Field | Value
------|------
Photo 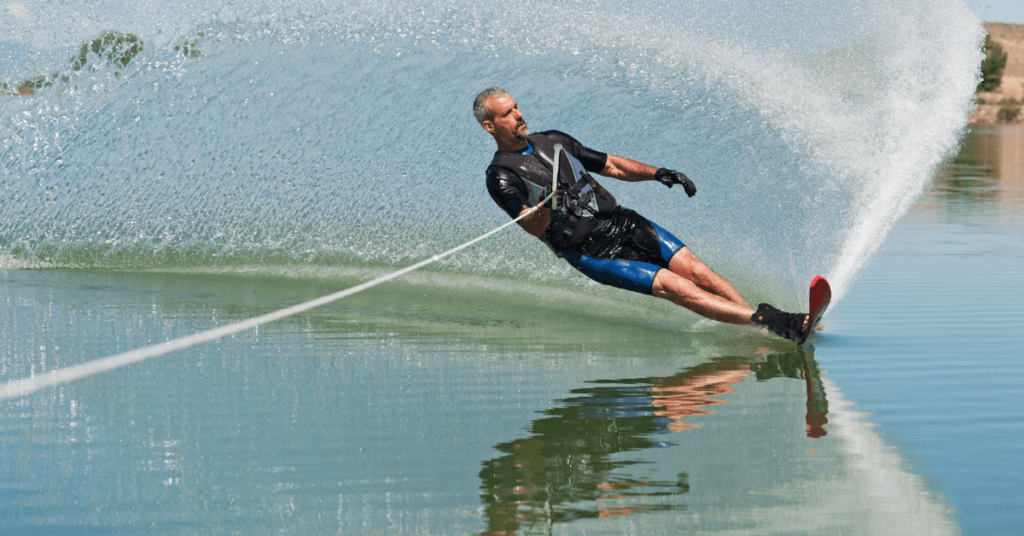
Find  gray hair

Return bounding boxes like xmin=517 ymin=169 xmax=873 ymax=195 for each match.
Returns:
xmin=473 ymin=86 xmax=508 ymax=124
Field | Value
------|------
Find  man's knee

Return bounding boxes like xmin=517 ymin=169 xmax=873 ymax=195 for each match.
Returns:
xmin=668 ymin=247 xmax=701 ymax=280
xmin=652 ymin=268 xmax=702 ymax=301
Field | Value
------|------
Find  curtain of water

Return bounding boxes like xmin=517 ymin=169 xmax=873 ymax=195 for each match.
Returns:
xmin=0 ymin=0 xmax=983 ymax=307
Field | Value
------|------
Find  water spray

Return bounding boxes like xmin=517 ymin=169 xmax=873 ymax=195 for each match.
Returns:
xmin=0 ymin=190 xmax=557 ymax=402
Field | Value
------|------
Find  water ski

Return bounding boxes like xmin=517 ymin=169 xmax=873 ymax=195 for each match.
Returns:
xmin=798 ymin=276 xmax=831 ymax=345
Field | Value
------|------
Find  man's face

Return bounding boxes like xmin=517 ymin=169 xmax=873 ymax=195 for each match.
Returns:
xmin=483 ymin=94 xmax=529 ymax=140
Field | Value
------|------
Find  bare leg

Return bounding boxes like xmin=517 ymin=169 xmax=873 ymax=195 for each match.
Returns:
xmin=667 ymin=247 xmax=748 ymax=307
xmin=652 ymin=269 xmax=756 ymax=325
xmin=654 ymin=247 xmax=809 ymax=330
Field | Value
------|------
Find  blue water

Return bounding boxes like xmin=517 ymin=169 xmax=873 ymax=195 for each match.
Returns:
xmin=4 ymin=0 xmax=1018 ymax=534
xmin=822 ymin=129 xmax=1024 ymax=534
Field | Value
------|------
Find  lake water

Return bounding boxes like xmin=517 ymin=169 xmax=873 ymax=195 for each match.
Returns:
xmin=2 ymin=129 xmax=1021 ymax=535
xmin=3 ymin=1 xmax=1016 ymax=533
xmin=821 ymin=126 xmax=1024 ymax=536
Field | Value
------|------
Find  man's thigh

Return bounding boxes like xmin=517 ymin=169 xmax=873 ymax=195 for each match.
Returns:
xmin=563 ymin=251 xmax=663 ymax=295
xmin=667 ymin=247 xmax=703 ymax=281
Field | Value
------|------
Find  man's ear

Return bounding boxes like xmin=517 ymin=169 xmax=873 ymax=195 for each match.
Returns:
xmin=482 ymin=120 xmax=495 ymax=134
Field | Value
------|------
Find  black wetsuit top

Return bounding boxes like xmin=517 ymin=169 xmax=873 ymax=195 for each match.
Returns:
xmin=485 ymin=131 xmax=687 ymax=294
xmin=486 ymin=130 xmax=617 ymax=255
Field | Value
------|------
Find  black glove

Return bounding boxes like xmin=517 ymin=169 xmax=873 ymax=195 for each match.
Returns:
xmin=655 ymin=168 xmax=696 ymax=197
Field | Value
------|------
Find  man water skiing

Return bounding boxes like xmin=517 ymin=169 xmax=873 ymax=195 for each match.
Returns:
xmin=475 ymin=87 xmax=809 ymax=342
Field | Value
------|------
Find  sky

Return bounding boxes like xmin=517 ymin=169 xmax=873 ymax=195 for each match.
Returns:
xmin=975 ymin=0 xmax=1024 ymax=23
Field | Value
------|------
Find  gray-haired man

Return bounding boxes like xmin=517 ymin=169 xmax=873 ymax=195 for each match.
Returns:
xmin=476 ymin=87 xmax=809 ymax=341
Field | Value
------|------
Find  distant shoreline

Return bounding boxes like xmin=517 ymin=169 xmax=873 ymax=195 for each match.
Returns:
xmin=972 ymin=22 xmax=1024 ymax=126
xmin=0 ymin=86 xmax=34 ymax=98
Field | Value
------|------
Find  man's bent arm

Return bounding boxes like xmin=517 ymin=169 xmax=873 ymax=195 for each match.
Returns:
xmin=517 ymin=206 xmax=551 ymax=237
xmin=599 ymin=154 xmax=658 ymax=182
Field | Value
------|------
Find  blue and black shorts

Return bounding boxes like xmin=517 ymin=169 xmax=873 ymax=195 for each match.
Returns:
xmin=562 ymin=208 xmax=685 ymax=295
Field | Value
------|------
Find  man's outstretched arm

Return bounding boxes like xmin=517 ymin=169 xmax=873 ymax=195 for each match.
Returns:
xmin=600 ymin=154 xmax=697 ymax=197
xmin=599 ymin=154 xmax=657 ymax=182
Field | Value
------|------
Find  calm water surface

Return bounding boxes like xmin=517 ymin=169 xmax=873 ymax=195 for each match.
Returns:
xmin=2 ymin=128 xmax=1020 ymax=534
xmin=821 ymin=126 xmax=1024 ymax=535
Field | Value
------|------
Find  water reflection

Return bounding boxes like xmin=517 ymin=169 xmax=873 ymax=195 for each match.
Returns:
xmin=926 ymin=126 xmax=1024 ymax=209
xmin=478 ymin=351 xmax=829 ymax=535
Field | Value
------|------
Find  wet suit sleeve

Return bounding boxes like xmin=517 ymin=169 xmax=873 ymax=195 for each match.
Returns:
xmin=540 ymin=130 xmax=608 ymax=174
xmin=486 ymin=166 xmax=531 ymax=219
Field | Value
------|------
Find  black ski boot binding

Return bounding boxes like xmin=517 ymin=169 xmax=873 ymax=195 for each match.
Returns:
xmin=751 ymin=303 xmax=806 ymax=343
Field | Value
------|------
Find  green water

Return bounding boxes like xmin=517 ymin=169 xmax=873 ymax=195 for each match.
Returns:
xmin=3 ymin=128 xmax=1021 ymax=534
xmin=0 ymin=268 xmax=937 ymax=535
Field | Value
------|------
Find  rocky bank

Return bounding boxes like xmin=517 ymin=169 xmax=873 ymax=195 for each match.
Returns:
xmin=972 ymin=22 xmax=1024 ymax=125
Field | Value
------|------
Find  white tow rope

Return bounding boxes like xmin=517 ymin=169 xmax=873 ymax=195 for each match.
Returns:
xmin=0 ymin=187 xmax=558 ymax=402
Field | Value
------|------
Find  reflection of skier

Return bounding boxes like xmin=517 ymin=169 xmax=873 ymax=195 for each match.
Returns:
xmin=476 ymin=353 xmax=829 ymax=534
xmin=649 ymin=368 xmax=751 ymax=432
xmin=474 ymin=87 xmax=809 ymax=341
